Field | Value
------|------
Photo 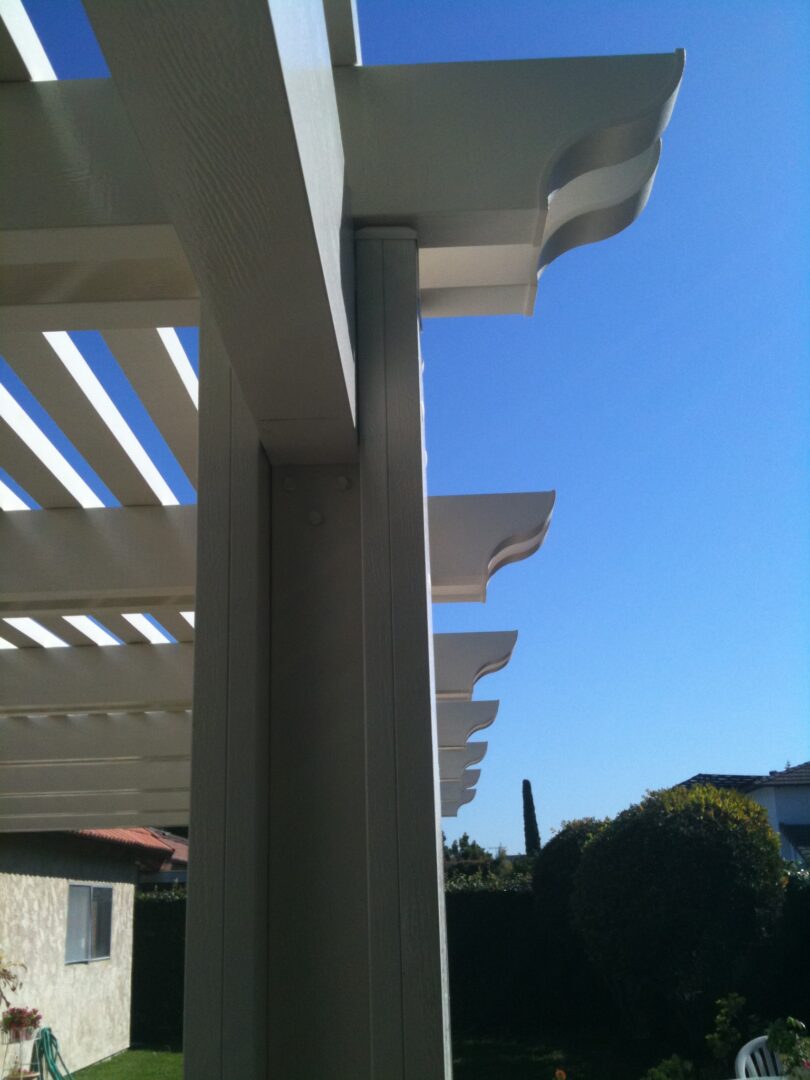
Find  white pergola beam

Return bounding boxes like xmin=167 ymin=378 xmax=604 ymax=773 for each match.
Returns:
xmin=0 ymin=659 xmax=502 ymax=748
xmin=2 ymin=51 xmax=684 ymax=331
xmin=2 ymin=494 xmax=550 ymax=612
xmin=440 ymin=786 xmax=477 ymax=818
xmin=437 ymin=701 xmax=499 ymax=748
xmin=0 ymin=711 xmax=191 ymax=762
xmin=434 ymin=631 xmax=517 ymax=700
xmin=438 ymin=743 xmax=488 ymax=782
xmin=0 ymin=789 xmax=189 ymax=833
xmin=0 ymin=643 xmax=193 ymax=715
xmin=83 ymin=0 xmax=356 ymax=464
xmin=336 ymin=51 xmax=684 ymax=316
xmin=0 ymin=757 xmax=189 ymax=796
xmin=0 ymin=505 xmax=196 ymax=614
xmin=429 ymin=492 xmax=555 ymax=602
xmin=0 ymin=80 xmax=197 ymax=331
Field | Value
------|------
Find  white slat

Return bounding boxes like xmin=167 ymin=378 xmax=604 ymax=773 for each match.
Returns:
xmin=0 ymin=711 xmax=191 ymax=762
xmin=0 ymin=421 xmax=80 ymax=508
xmin=104 ymin=329 xmax=198 ymax=486
xmin=1 ymin=330 xmax=158 ymax=505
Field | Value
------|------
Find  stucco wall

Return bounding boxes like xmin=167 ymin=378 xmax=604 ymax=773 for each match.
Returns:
xmin=750 ymin=785 xmax=810 ymax=859
xmin=0 ymin=835 xmax=136 ymax=1074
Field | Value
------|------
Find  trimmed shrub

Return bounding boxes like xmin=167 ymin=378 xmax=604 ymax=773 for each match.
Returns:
xmin=531 ymin=818 xmax=609 ymax=1021
xmin=571 ymin=786 xmax=784 ymax=1042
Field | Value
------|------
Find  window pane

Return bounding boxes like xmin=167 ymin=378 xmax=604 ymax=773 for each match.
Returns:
xmin=91 ymin=887 xmax=112 ymax=959
xmin=66 ymin=885 xmax=90 ymax=963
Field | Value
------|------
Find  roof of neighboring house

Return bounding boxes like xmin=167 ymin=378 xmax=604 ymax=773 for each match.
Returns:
xmin=751 ymin=761 xmax=810 ymax=788
xmin=146 ymin=829 xmax=188 ymax=868
xmin=780 ymin=824 xmax=810 ymax=864
xmin=678 ymin=762 xmax=810 ymax=794
xmin=77 ymin=828 xmax=174 ymax=854
xmin=678 ymin=774 xmax=760 ymax=792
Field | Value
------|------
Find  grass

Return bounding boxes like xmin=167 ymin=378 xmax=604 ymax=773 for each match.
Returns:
xmin=452 ymin=1031 xmax=656 ymax=1080
xmin=453 ymin=1036 xmax=569 ymax=1078
xmin=74 ymin=1050 xmax=182 ymax=1079
xmin=69 ymin=1035 xmax=647 ymax=1079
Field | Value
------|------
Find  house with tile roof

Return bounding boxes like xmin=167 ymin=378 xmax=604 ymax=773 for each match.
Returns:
xmin=678 ymin=761 xmax=810 ymax=864
xmin=0 ymin=828 xmax=173 ymax=1072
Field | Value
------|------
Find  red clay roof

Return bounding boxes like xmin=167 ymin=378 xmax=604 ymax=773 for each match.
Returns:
xmin=77 ymin=828 xmax=174 ymax=854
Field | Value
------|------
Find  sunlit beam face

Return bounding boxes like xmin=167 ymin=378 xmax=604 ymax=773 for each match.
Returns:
xmin=62 ymin=615 xmax=123 ymax=647
xmin=121 ymin=613 xmax=174 ymax=645
xmin=3 ymin=617 xmax=69 ymax=648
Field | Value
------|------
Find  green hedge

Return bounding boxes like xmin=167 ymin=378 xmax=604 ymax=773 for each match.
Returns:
xmin=445 ymin=891 xmax=538 ymax=1033
xmin=131 ymin=891 xmax=186 ymax=1048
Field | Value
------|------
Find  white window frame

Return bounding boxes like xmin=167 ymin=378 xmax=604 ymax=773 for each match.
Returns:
xmin=65 ymin=883 xmax=113 ymax=964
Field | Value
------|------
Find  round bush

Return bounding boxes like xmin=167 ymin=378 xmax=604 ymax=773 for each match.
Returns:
xmin=532 ymin=817 xmax=607 ymax=928
xmin=571 ymin=786 xmax=783 ymax=1031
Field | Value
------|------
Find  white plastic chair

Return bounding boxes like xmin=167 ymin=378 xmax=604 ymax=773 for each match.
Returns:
xmin=735 ymin=1036 xmax=784 ymax=1078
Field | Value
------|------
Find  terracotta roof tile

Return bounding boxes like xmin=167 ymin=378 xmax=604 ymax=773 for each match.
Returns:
xmin=77 ymin=827 xmax=174 ymax=853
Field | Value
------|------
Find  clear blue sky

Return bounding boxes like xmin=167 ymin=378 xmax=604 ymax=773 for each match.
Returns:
xmin=23 ymin=1 xmax=809 ymax=853
xmin=358 ymin=0 xmax=810 ymax=851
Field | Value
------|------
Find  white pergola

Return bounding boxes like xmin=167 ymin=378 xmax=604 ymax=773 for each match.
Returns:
xmin=0 ymin=2 xmax=682 ymax=1074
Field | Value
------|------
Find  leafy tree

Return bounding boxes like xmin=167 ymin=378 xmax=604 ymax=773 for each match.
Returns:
xmin=522 ymin=779 xmax=541 ymax=856
xmin=447 ymin=832 xmax=489 ymax=862
xmin=571 ymin=786 xmax=784 ymax=1042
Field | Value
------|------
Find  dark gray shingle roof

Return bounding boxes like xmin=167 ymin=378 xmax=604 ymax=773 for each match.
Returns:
xmin=751 ymin=761 xmax=810 ymax=788
xmin=678 ymin=773 xmax=760 ymax=793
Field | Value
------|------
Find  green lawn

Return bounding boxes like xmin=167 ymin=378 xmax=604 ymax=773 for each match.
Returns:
xmin=453 ymin=1032 xmax=654 ymax=1080
xmin=453 ymin=1036 xmax=569 ymax=1078
xmin=71 ymin=1038 xmax=643 ymax=1079
xmin=75 ymin=1050 xmax=182 ymax=1079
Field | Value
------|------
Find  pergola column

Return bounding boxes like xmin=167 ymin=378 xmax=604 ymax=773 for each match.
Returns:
xmin=184 ymin=312 xmax=271 ymax=1077
xmin=357 ymin=229 xmax=451 ymax=1076
xmin=187 ymin=234 xmax=449 ymax=1077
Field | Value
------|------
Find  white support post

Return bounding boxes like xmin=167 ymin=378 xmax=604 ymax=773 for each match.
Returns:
xmin=183 ymin=311 xmax=270 ymax=1078
xmin=184 ymin=241 xmax=449 ymax=1075
xmin=356 ymin=228 xmax=452 ymax=1078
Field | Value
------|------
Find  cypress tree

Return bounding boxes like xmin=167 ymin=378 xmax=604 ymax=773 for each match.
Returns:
xmin=522 ymin=778 xmax=541 ymax=856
